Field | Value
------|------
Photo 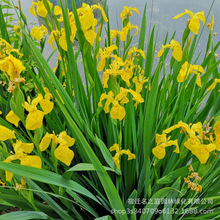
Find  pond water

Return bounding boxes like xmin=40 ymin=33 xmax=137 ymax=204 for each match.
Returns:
xmin=15 ymin=0 xmax=220 ymax=67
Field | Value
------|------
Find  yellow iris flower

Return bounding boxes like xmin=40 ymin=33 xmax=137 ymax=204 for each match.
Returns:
xmin=6 ymin=110 xmax=20 ymax=127
xmin=54 ymin=5 xmax=63 ymax=21
xmin=152 ymin=133 xmax=179 ymax=159
xmin=0 ymin=54 xmax=25 ymax=81
xmin=102 ymin=58 xmax=125 ymax=88
xmin=119 ymin=22 xmax=138 ymax=42
xmin=109 ymin=143 xmax=136 ymax=169
xmin=98 ymin=88 xmax=144 ymax=120
xmin=48 ymin=26 xmax=76 ymax=51
xmin=48 ymin=30 xmax=60 ymax=50
xmin=0 ymin=125 xmax=16 ymax=141
xmin=177 ymin=61 xmax=205 ymax=87
xmin=31 ymin=25 xmax=48 ymax=41
xmin=120 ymin=6 xmax=140 ymax=21
xmin=4 ymin=140 xmax=41 ymax=182
xmin=39 ymin=131 xmax=75 ymax=166
xmin=77 ymin=3 xmax=108 ymax=45
xmin=0 ymin=38 xmax=23 ymax=57
xmin=207 ymin=78 xmax=220 ymax=92
xmin=155 ymin=120 xmax=219 ymax=164
xmin=173 ymin=9 xmax=205 ymax=35
xmin=110 ymin=29 xmax=120 ymax=45
xmin=97 ymin=45 xmax=118 ymax=71
xmin=156 ymin=39 xmax=183 ymax=62
xmin=132 ymin=75 xmax=149 ymax=93
xmin=127 ymin=46 xmax=145 ymax=59
xmin=30 ymin=0 xmax=53 ymax=18
xmin=101 ymin=46 xmax=145 ymax=88
xmin=23 ymin=91 xmax=53 ymax=130
xmin=184 ymin=137 xmax=216 ymax=164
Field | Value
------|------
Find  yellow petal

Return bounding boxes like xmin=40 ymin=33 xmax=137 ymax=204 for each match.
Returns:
xmin=155 ymin=133 xmax=167 ymax=144
xmin=207 ymin=81 xmax=216 ymax=92
xmin=132 ymin=7 xmax=140 ymax=15
xmin=110 ymin=104 xmax=126 ymax=120
xmin=5 ymin=170 xmax=14 ymax=182
xmin=58 ymin=131 xmax=75 ymax=147
xmin=214 ymin=121 xmax=220 ymax=136
xmin=40 ymin=99 xmax=54 ymax=114
xmin=54 ymin=145 xmax=74 ymax=166
xmin=39 ymin=133 xmax=53 ymax=151
xmin=113 ymin=156 xmax=120 ymax=169
xmin=196 ymin=73 xmax=202 ymax=87
xmin=102 ymin=72 xmax=110 ymax=88
xmin=36 ymin=1 xmax=48 ymax=18
xmin=31 ymin=26 xmax=43 ymax=41
xmin=0 ymin=179 xmax=5 ymax=186
xmin=109 ymin=143 xmax=120 ymax=152
xmin=20 ymin=155 xmax=42 ymax=168
xmin=152 ymin=145 xmax=166 ymax=159
xmin=6 ymin=110 xmax=20 ymax=127
xmin=209 ymin=15 xmax=214 ymax=31
xmin=84 ymin=29 xmax=96 ymax=45
xmin=30 ymin=3 xmax=37 ymax=17
xmin=13 ymin=140 xmax=34 ymax=154
xmin=41 ymin=25 xmax=48 ymax=35
xmin=0 ymin=54 xmax=25 ymax=81
xmin=189 ymin=16 xmax=200 ymax=35
xmin=59 ymin=28 xmax=67 ymax=51
xmin=167 ymin=140 xmax=179 ymax=154
xmin=98 ymin=93 xmax=108 ymax=107
xmin=126 ymin=150 xmax=136 ymax=160
xmin=156 ymin=46 xmax=165 ymax=58
xmin=170 ymin=40 xmax=183 ymax=61
xmin=191 ymin=122 xmax=203 ymax=138
xmin=129 ymin=90 xmax=144 ymax=103
xmin=25 ymin=110 xmax=44 ymax=130
xmin=196 ymin=151 xmax=209 ymax=164
xmin=206 ymin=143 xmax=216 ymax=152
xmin=92 ymin=4 xmax=108 ymax=22
xmin=0 ymin=125 xmax=16 ymax=141
xmin=195 ymin=11 xmax=205 ymax=25
xmin=173 ymin=11 xmax=187 ymax=19
xmin=54 ymin=5 xmax=62 ymax=15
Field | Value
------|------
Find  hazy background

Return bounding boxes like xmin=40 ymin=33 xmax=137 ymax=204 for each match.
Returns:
xmin=7 ymin=0 xmax=220 ymax=68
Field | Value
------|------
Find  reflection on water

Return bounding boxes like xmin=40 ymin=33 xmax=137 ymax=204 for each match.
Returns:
xmin=18 ymin=0 xmax=220 ymax=67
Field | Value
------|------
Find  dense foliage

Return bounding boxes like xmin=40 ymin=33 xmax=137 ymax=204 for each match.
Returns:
xmin=0 ymin=0 xmax=219 ymax=219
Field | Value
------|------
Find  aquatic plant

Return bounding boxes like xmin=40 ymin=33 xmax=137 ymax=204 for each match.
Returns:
xmin=0 ymin=0 xmax=219 ymax=219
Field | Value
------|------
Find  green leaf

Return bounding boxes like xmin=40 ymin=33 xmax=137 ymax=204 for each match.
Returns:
xmin=27 ymin=179 xmax=72 ymax=219
xmin=140 ymin=188 xmax=179 ymax=220
xmin=21 ymin=29 xmax=127 ymax=219
xmin=0 ymin=162 xmax=100 ymax=204
xmin=157 ymin=162 xmax=199 ymax=185
xmin=144 ymin=26 xmax=155 ymax=78
xmin=163 ymin=178 xmax=181 ymax=220
xmin=138 ymin=3 xmax=147 ymax=68
xmin=95 ymin=136 xmax=120 ymax=174
xmin=0 ymin=211 xmax=48 ymax=220
xmin=64 ymin=163 xmax=116 ymax=174
xmin=95 ymin=216 xmax=112 ymax=220
xmin=0 ymin=4 xmax=10 ymax=42
xmin=66 ymin=189 xmax=99 ymax=218
xmin=143 ymin=62 xmax=162 ymax=157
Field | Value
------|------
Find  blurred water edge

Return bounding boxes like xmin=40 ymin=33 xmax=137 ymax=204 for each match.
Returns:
xmin=2 ymin=0 xmax=220 ymax=71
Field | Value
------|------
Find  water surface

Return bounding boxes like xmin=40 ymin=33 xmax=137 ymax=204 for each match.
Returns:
xmin=16 ymin=0 xmax=220 ymax=67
